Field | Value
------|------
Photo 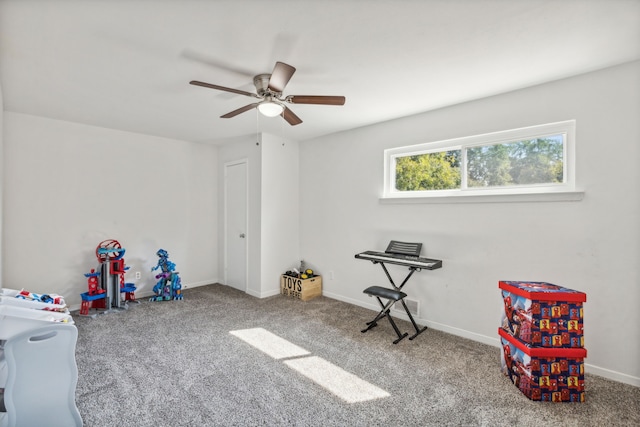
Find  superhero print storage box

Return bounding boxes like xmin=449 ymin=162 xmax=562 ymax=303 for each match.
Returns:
xmin=499 ymin=281 xmax=586 ymax=348
xmin=500 ymin=328 xmax=586 ymax=402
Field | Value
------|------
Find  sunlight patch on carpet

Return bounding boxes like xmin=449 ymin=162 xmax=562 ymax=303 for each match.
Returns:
xmin=230 ymin=328 xmax=310 ymax=359
xmin=284 ymin=356 xmax=390 ymax=403
xmin=230 ymin=328 xmax=389 ymax=403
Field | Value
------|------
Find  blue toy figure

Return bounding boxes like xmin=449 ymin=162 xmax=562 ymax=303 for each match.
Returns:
xmin=150 ymin=249 xmax=183 ymax=301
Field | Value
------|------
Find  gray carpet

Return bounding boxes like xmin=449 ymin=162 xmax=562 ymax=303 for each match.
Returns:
xmin=73 ymin=284 xmax=639 ymax=427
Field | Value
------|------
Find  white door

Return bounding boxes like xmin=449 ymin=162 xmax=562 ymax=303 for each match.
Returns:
xmin=224 ymin=160 xmax=248 ymax=292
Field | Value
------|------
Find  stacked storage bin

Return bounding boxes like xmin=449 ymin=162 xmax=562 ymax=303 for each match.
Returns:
xmin=499 ymin=281 xmax=587 ymax=402
xmin=0 ymin=288 xmax=82 ymax=427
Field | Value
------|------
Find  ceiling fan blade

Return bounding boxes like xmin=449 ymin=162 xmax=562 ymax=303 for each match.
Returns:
xmin=282 ymin=106 xmax=303 ymax=126
xmin=268 ymin=62 xmax=296 ymax=93
xmin=221 ymin=103 xmax=259 ymax=118
xmin=181 ymin=49 xmax=256 ymax=78
xmin=190 ymin=81 xmax=258 ymax=98
xmin=288 ymin=95 xmax=346 ymax=105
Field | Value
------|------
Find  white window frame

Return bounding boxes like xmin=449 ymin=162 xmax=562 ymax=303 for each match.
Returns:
xmin=382 ymin=120 xmax=583 ymax=203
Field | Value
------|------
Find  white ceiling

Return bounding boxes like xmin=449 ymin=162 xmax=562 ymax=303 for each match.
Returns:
xmin=1 ymin=0 xmax=639 ymax=144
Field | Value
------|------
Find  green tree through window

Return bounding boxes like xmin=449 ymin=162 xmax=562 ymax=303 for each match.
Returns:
xmin=395 ymin=150 xmax=461 ymax=191
xmin=394 ymin=136 xmax=564 ymax=191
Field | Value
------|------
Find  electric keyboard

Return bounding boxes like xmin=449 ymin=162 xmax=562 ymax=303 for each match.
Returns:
xmin=356 ymin=241 xmax=442 ymax=343
xmin=355 ymin=251 xmax=443 ymax=270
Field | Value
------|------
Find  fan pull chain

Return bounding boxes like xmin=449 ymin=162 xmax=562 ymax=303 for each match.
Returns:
xmin=281 ymin=109 xmax=285 ymax=146
xmin=256 ymin=108 xmax=260 ymax=146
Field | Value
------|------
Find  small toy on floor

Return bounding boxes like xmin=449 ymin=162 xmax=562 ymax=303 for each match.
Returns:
xmin=16 ymin=289 xmax=65 ymax=305
xmin=149 ymin=249 xmax=183 ymax=302
xmin=79 ymin=239 xmax=138 ymax=316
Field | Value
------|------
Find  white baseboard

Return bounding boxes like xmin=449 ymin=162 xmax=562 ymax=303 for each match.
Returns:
xmin=69 ymin=286 xmax=640 ymax=388
xmin=584 ymin=365 xmax=640 ymax=387
xmin=245 ymin=288 xmax=280 ymax=298
xmin=69 ymin=279 xmax=219 ymax=312
xmin=182 ymin=279 xmax=220 ymax=289
xmin=322 ymin=291 xmax=640 ymax=388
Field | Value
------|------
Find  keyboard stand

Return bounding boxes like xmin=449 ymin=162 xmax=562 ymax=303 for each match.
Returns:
xmin=357 ymin=241 xmax=440 ymax=343
xmin=378 ymin=262 xmax=429 ymax=340
xmin=362 ymin=261 xmax=428 ymax=343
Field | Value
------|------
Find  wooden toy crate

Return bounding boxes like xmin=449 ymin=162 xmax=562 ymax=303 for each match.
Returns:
xmin=280 ymin=275 xmax=322 ymax=301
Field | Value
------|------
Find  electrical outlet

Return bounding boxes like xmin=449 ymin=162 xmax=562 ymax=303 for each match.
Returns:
xmin=329 ymin=271 xmax=334 ymax=280
xmin=135 ymin=271 xmax=141 ymax=279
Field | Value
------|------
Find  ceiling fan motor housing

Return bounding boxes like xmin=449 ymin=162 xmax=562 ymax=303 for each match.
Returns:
xmin=253 ymin=74 xmax=275 ymax=97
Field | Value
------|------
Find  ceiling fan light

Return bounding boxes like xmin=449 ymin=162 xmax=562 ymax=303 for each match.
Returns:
xmin=258 ymin=101 xmax=284 ymax=117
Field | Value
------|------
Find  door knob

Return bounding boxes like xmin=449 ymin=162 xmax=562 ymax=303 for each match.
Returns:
xmin=239 ymin=233 xmax=246 ymax=238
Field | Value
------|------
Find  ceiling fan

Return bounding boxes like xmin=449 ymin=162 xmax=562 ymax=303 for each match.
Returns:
xmin=190 ymin=61 xmax=345 ymax=126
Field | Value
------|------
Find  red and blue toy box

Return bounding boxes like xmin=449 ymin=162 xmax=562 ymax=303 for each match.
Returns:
xmin=499 ymin=281 xmax=586 ymax=348
xmin=500 ymin=328 xmax=586 ymax=402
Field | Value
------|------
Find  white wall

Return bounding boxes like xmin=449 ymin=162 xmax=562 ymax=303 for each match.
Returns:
xmin=3 ymin=62 xmax=637 ymax=386
xmin=260 ymin=133 xmax=300 ymax=296
xmin=2 ymin=113 xmax=219 ymax=308
xmin=0 ymin=83 xmax=3 ymax=288
xmin=218 ymin=135 xmax=263 ymax=297
xmin=217 ymin=133 xmax=300 ymax=298
xmin=299 ymin=61 xmax=640 ymax=386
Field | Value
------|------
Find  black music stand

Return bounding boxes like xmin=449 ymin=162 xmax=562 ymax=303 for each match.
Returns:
xmin=361 ymin=241 xmax=429 ymax=344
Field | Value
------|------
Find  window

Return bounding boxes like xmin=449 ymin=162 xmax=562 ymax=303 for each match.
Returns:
xmin=383 ymin=120 xmax=577 ymax=201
